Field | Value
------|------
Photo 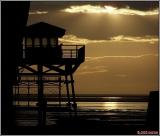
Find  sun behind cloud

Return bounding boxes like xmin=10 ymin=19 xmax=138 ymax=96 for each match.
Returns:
xmin=62 ymin=5 xmax=158 ymax=16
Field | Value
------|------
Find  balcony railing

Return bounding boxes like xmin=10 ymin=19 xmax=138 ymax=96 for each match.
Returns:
xmin=22 ymin=44 xmax=85 ymax=64
xmin=61 ymin=45 xmax=84 ymax=60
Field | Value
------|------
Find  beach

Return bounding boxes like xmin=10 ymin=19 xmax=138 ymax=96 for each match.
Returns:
xmin=11 ymin=95 xmax=151 ymax=134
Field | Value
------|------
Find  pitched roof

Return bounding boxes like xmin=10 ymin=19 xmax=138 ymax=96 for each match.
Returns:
xmin=25 ymin=22 xmax=65 ymax=38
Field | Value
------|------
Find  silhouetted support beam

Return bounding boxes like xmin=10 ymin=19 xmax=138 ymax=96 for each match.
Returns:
xmin=17 ymin=84 xmax=20 ymax=105
xmin=19 ymin=73 xmax=65 ymax=76
xmin=14 ymin=86 xmax=18 ymax=105
xmin=44 ymin=65 xmax=65 ymax=74
xmin=43 ymin=64 xmax=64 ymax=73
xmin=27 ymin=81 xmax=30 ymax=107
xmin=65 ymin=64 xmax=73 ymax=75
xmin=71 ymin=63 xmax=80 ymax=73
xmin=21 ymin=65 xmax=38 ymax=74
xmin=70 ymin=74 xmax=77 ymax=116
xmin=65 ymin=75 xmax=71 ymax=110
xmin=58 ymin=77 xmax=62 ymax=107
xmin=37 ymin=64 xmax=45 ymax=127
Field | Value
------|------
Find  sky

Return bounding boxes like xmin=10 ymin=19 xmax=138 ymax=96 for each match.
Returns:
xmin=27 ymin=1 xmax=159 ymax=95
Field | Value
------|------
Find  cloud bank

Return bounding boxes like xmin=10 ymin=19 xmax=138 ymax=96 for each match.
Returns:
xmin=60 ymin=34 xmax=158 ymax=44
xmin=29 ymin=10 xmax=48 ymax=15
xmin=62 ymin=5 xmax=158 ymax=16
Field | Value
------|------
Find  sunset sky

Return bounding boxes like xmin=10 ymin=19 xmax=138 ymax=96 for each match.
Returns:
xmin=27 ymin=1 xmax=159 ymax=95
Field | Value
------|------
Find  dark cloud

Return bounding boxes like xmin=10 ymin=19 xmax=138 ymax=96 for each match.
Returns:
xmin=28 ymin=11 xmax=158 ymax=40
xmin=28 ymin=1 xmax=159 ymax=40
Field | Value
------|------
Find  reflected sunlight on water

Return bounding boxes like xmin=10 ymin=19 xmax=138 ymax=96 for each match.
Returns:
xmin=103 ymin=102 xmax=118 ymax=110
xmin=15 ymin=101 xmax=148 ymax=111
xmin=15 ymin=97 xmax=148 ymax=126
xmin=77 ymin=102 xmax=148 ymax=111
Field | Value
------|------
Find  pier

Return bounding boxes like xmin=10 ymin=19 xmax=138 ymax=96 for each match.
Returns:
xmin=13 ymin=22 xmax=85 ymax=126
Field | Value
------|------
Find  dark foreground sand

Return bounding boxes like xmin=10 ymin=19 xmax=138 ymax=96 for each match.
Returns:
xmin=7 ymin=116 xmax=159 ymax=135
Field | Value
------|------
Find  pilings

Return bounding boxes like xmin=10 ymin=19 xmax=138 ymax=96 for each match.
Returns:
xmin=65 ymin=75 xmax=71 ymax=110
xmin=70 ymin=74 xmax=77 ymax=116
xmin=65 ymin=74 xmax=77 ymax=116
xmin=14 ymin=65 xmax=78 ymax=127
xmin=37 ymin=64 xmax=46 ymax=127
xmin=58 ymin=77 xmax=62 ymax=107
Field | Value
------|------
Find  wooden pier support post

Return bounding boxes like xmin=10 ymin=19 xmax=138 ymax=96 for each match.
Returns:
xmin=17 ymin=84 xmax=20 ymax=105
xmin=70 ymin=74 xmax=77 ymax=116
xmin=37 ymin=64 xmax=46 ymax=127
xmin=27 ymin=81 xmax=30 ymax=107
xmin=65 ymin=75 xmax=71 ymax=112
xmin=58 ymin=76 xmax=61 ymax=108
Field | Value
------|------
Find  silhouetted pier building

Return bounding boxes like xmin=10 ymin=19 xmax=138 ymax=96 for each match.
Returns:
xmin=13 ymin=22 xmax=85 ymax=126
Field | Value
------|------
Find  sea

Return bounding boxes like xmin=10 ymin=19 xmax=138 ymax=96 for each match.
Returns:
xmin=14 ymin=95 xmax=148 ymax=126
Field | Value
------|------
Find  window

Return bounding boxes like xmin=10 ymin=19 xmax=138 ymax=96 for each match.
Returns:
xmin=50 ymin=38 xmax=57 ymax=47
xmin=26 ymin=38 xmax=32 ymax=47
xmin=34 ymin=38 xmax=40 ymax=47
xmin=42 ymin=38 xmax=47 ymax=47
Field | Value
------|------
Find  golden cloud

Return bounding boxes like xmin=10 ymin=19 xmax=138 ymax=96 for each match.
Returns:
xmin=62 ymin=5 xmax=158 ymax=16
xmin=29 ymin=10 xmax=48 ymax=15
xmin=85 ymin=54 xmax=158 ymax=61
xmin=59 ymin=34 xmax=107 ymax=44
xmin=75 ymin=65 xmax=108 ymax=75
xmin=60 ymin=34 xmax=158 ymax=45
xmin=110 ymin=35 xmax=158 ymax=44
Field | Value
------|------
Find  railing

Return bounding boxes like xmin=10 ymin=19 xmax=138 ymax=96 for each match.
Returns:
xmin=22 ymin=44 xmax=85 ymax=63
xmin=61 ymin=45 xmax=84 ymax=59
